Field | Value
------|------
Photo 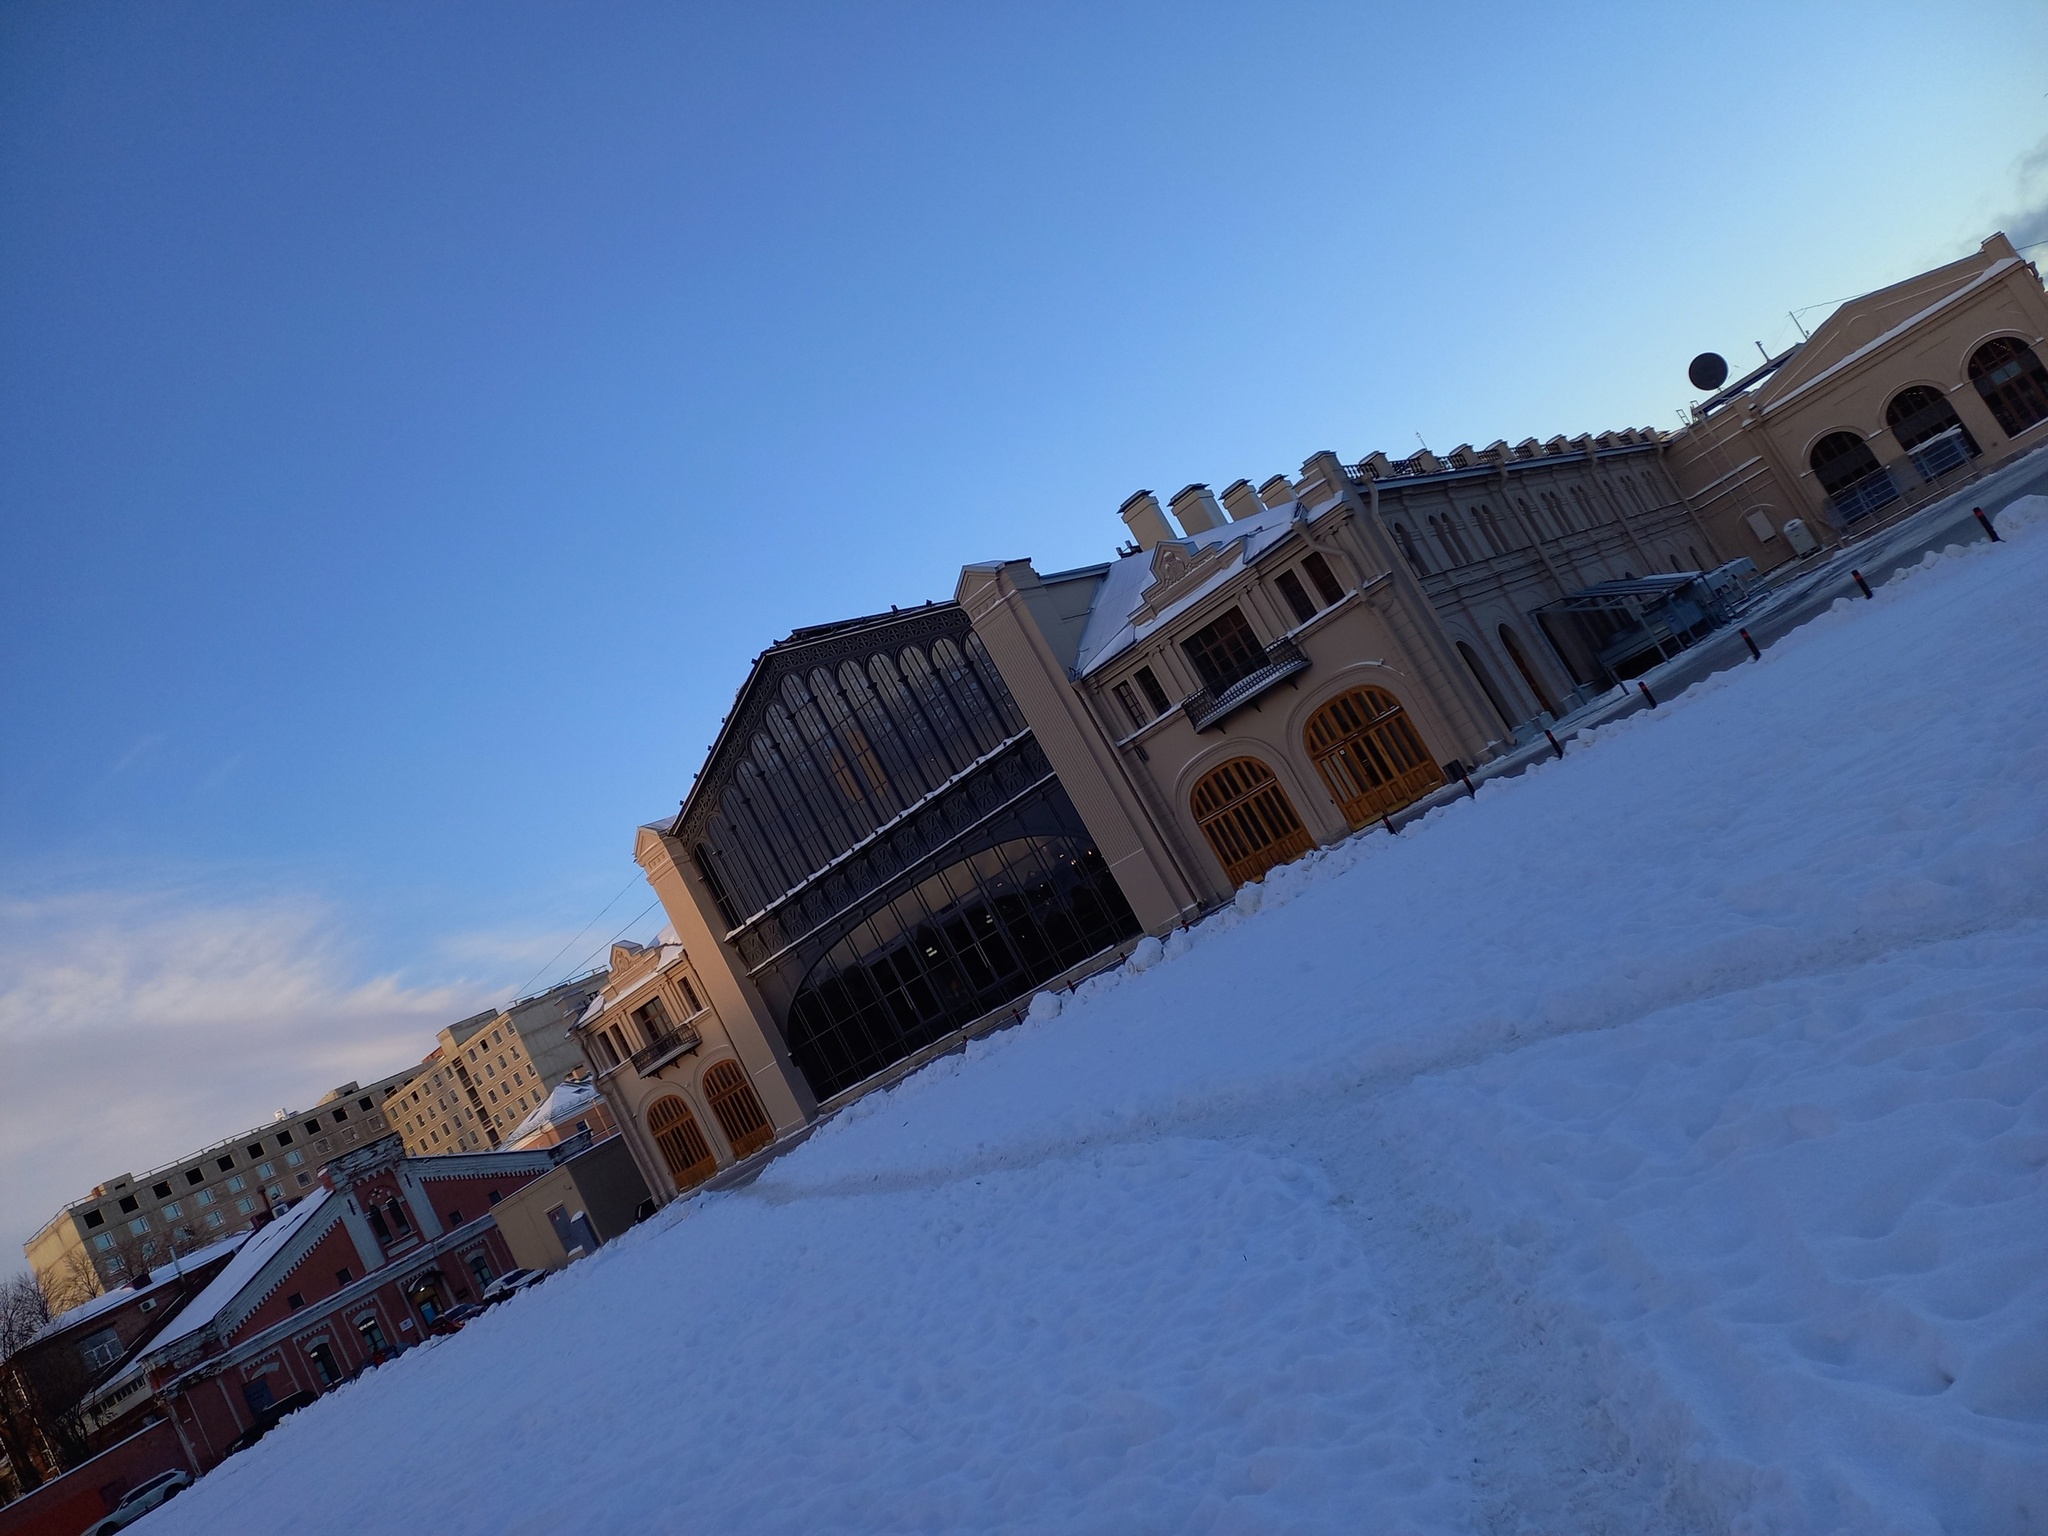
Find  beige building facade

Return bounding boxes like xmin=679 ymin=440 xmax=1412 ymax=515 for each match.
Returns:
xmin=1667 ymin=233 xmax=2048 ymax=570
xmin=571 ymin=936 xmax=802 ymax=1206
xmin=387 ymin=974 xmax=606 ymax=1157
xmin=959 ymin=432 xmax=1712 ymax=912
xmin=25 ymin=1071 xmax=420 ymax=1310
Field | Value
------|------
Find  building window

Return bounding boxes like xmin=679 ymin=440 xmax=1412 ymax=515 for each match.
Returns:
xmin=335 ymin=1267 xmax=353 ymax=1285
xmin=303 ymin=1118 xmax=321 ymax=1134
xmin=783 ymin=833 xmax=1139 ymax=1100
xmin=226 ymin=1175 xmax=246 ymax=1193
xmin=83 ymin=1209 xmax=104 ymax=1228
xmin=276 ymin=1130 xmax=293 ymax=1146
xmin=1180 ymin=608 xmax=1267 ymax=693
xmin=79 ymin=1327 xmax=122 ymax=1371
xmin=1499 ymin=625 xmax=1557 ymax=717
xmin=235 ymin=1196 xmax=256 ymax=1215
xmin=286 ymin=1150 xmax=304 ymax=1167
xmin=468 ymin=1253 xmax=493 ymax=1291
xmin=1302 ymin=552 xmax=1345 ymax=606
xmin=1275 ymin=570 xmax=1318 ymax=624
xmin=704 ymin=1061 xmax=774 ymax=1160
xmin=1112 ymin=681 xmax=1148 ymax=731
xmin=678 ymin=975 xmax=703 ymax=1015
xmin=310 ymin=1342 xmax=340 ymax=1385
xmin=1133 ymin=666 xmax=1170 ymax=715
xmin=118 ymin=1194 xmax=138 ymax=1213
xmin=332 ymin=1106 xmax=348 ymax=1121
xmin=1457 ymin=641 xmax=1515 ymax=730
xmin=245 ymin=1141 xmax=264 ymax=1157
xmin=129 ymin=1217 xmax=149 ymax=1236
xmin=1303 ymin=687 xmax=1445 ymax=830
xmin=1393 ymin=522 xmax=1427 ymax=574
xmin=632 ymin=995 xmax=672 ymax=1045
xmin=205 ymin=1211 xmax=224 ymax=1229
xmin=288 ymin=1293 xmax=305 ymax=1311
xmin=296 ymin=1172 xmax=312 ymax=1187
xmin=196 ymin=1189 xmax=215 ymax=1207
xmin=93 ymin=1232 xmax=114 ymax=1251
xmin=1809 ymin=431 xmax=1882 ymax=497
xmin=1970 ymin=337 xmax=2048 ymax=436
xmin=258 ymin=1162 xmax=275 ymax=1178
xmin=648 ymin=1097 xmax=719 ymax=1190
xmin=152 ymin=1181 xmax=172 ymax=1199
xmin=448 ymin=1209 xmax=464 ymax=1225
xmin=217 ymin=1156 xmax=235 ymax=1173
xmin=1189 ymin=757 xmax=1316 ymax=887
xmin=161 ymin=1200 xmax=182 ymax=1219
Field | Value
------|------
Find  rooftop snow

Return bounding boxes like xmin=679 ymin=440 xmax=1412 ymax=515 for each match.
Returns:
xmin=143 ymin=1188 xmax=333 ymax=1358
xmin=1072 ymin=499 xmax=1304 ymax=678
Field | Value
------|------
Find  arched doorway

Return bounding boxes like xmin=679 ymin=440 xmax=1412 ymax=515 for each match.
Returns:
xmin=1457 ymin=641 xmax=1515 ymax=730
xmin=1190 ymin=757 xmax=1316 ymax=886
xmin=1304 ymin=689 xmax=1446 ymax=829
xmin=703 ymin=1061 xmax=774 ymax=1160
xmin=647 ymin=1096 xmax=718 ymax=1192
xmin=1885 ymin=385 xmax=1978 ymax=459
xmin=1969 ymin=337 xmax=2048 ymax=437
xmin=1498 ymin=625 xmax=1556 ymax=717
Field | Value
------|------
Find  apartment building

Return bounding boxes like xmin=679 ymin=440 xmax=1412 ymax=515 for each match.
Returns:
xmin=385 ymin=975 xmax=607 ymax=1157
xmin=25 ymin=1070 xmax=420 ymax=1310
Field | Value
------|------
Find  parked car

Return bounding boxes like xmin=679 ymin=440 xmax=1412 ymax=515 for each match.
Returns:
xmin=221 ymin=1388 xmax=320 ymax=1457
xmin=478 ymin=1269 xmax=546 ymax=1306
xmin=437 ymin=1302 xmax=485 ymax=1327
xmin=86 ymin=1469 xmax=193 ymax=1533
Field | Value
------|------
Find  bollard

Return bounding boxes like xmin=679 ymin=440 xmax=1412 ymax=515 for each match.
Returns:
xmin=1543 ymin=729 xmax=1564 ymax=760
xmin=1974 ymin=506 xmax=2001 ymax=543
xmin=1851 ymin=569 xmax=1873 ymax=599
xmin=1381 ymin=814 xmax=1397 ymax=836
xmin=1638 ymin=680 xmax=1657 ymax=709
xmin=1450 ymin=760 xmax=1476 ymax=799
xmin=1740 ymin=627 xmax=1761 ymax=662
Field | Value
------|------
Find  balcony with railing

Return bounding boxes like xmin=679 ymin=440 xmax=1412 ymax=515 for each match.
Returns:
xmin=629 ymin=1021 xmax=703 ymax=1077
xmin=1182 ymin=637 xmax=1310 ymax=732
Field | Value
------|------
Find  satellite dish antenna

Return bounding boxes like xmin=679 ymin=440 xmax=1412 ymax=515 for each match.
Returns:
xmin=1688 ymin=352 xmax=1729 ymax=392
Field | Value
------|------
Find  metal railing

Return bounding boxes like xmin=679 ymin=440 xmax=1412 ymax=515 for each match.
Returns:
xmin=629 ymin=1024 xmax=703 ymax=1077
xmin=1827 ymin=466 xmax=1902 ymax=524
xmin=1182 ymin=637 xmax=1310 ymax=732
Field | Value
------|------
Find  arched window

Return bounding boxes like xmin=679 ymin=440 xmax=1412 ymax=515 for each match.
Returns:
xmin=1393 ymin=522 xmax=1428 ymax=575
xmin=1808 ymin=431 xmax=1881 ymax=497
xmin=1498 ymin=625 xmax=1557 ymax=717
xmin=1189 ymin=758 xmax=1316 ymax=886
xmin=1967 ymin=339 xmax=2048 ymax=437
xmin=648 ymin=1097 xmax=717 ymax=1191
xmin=703 ymin=1060 xmax=774 ymax=1160
xmin=1457 ymin=641 xmax=1516 ymax=731
xmin=1884 ymin=385 xmax=1978 ymax=463
xmin=1303 ymin=688 xmax=1445 ymax=830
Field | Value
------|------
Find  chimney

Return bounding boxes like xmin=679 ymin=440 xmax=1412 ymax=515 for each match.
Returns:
xmin=1169 ymin=483 xmax=1227 ymax=536
xmin=1118 ymin=490 xmax=1174 ymax=550
xmin=1259 ymin=475 xmax=1297 ymax=507
xmin=1219 ymin=479 xmax=1266 ymax=521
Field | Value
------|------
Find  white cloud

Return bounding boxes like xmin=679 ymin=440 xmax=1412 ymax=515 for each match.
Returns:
xmin=0 ymin=888 xmax=495 ymax=1261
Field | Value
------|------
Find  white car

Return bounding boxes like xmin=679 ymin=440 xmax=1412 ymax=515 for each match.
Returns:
xmin=478 ymin=1268 xmax=546 ymax=1305
xmin=87 ymin=1469 xmax=193 ymax=1533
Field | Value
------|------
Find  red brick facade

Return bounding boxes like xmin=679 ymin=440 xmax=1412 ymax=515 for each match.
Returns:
xmin=135 ymin=1136 xmax=555 ymax=1471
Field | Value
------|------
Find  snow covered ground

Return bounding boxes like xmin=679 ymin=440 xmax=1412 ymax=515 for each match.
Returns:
xmin=148 ymin=500 xmax=2048 ymax=1535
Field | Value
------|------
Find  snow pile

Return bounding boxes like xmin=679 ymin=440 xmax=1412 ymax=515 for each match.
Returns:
xmin=153 ymin=506 xmax=2048 ymax=1535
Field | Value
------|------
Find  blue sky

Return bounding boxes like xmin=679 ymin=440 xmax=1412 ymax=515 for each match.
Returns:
xmin=4 ymin=0 xmax=2046 ymax=1254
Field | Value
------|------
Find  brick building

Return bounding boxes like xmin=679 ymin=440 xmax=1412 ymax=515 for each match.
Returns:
xmin=131 ymin=1134 xmax=559 ymax=1470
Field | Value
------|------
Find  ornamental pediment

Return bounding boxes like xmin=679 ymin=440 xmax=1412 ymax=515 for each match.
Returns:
xmin=1136 ymin=538 xmax=1244 ymax=624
